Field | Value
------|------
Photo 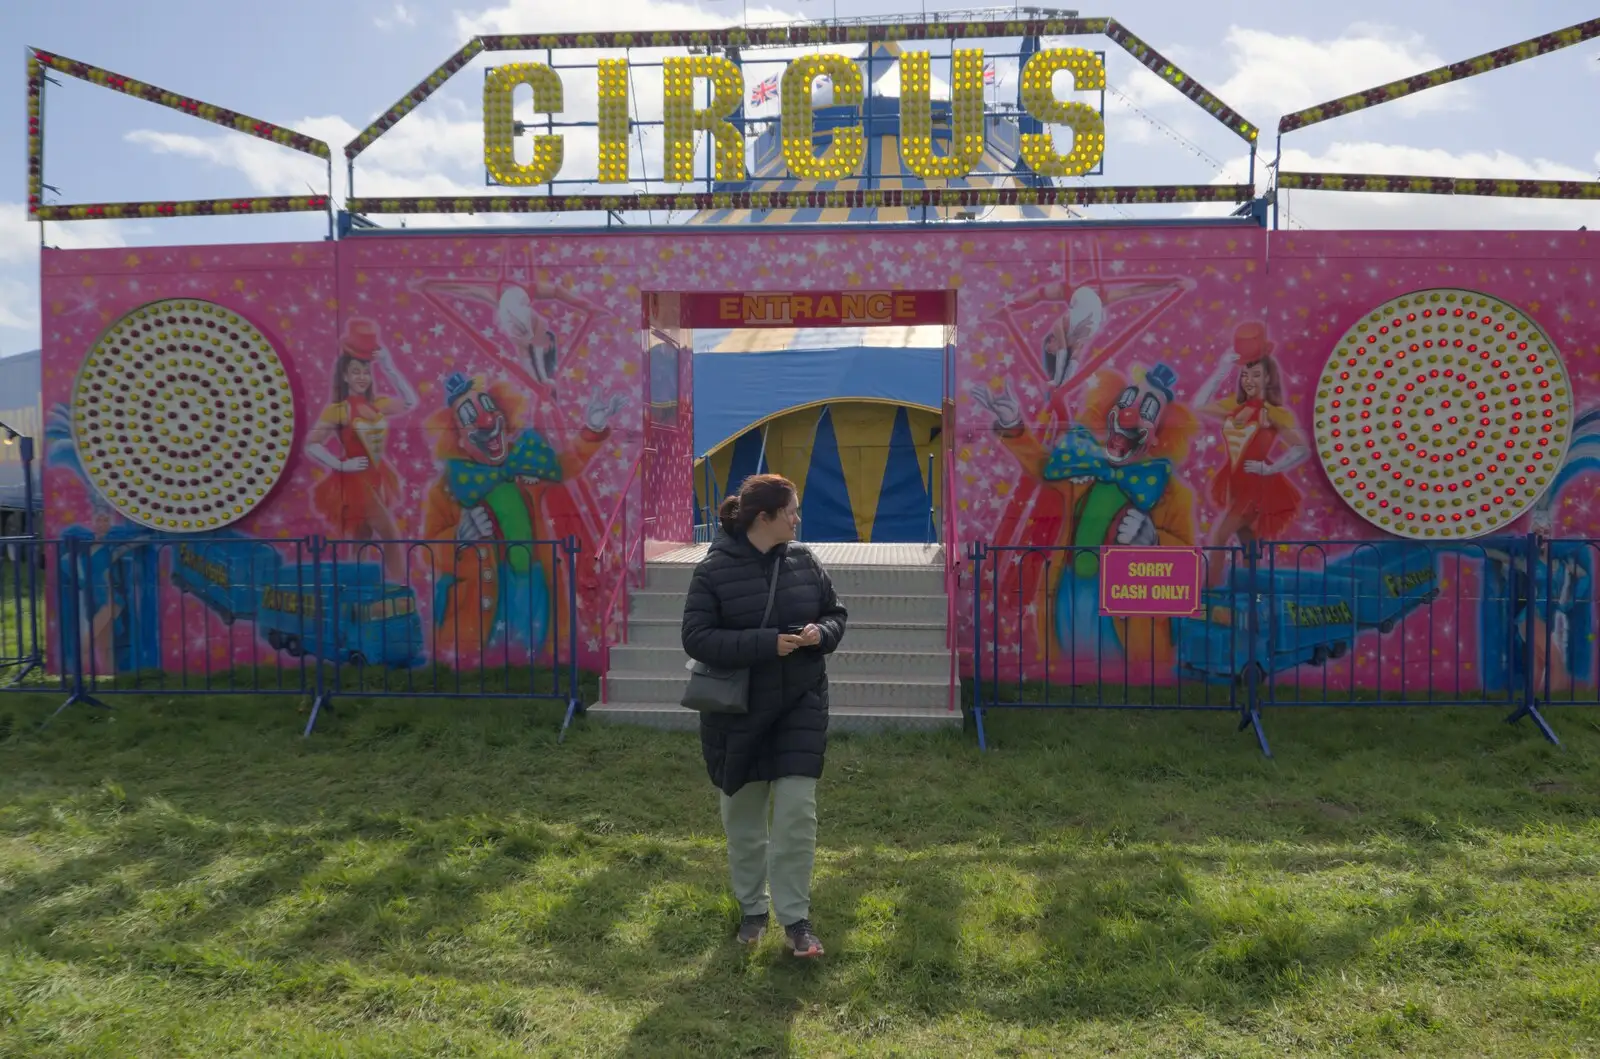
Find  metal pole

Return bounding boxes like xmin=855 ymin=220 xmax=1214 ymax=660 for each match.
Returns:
xmin=20 ymin=437 xmax=39 ymax=677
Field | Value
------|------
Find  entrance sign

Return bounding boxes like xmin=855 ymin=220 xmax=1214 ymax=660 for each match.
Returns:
xmin=1098 ymin=547 xmax=1204 ymax=617
xmin=678 ymin=290 xmax=950 ymax=329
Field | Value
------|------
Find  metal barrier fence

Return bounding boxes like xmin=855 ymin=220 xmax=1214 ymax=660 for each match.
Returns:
xmin=1 ymin=535 xmax=584 ymax=737
xmin=969 ymin=535 xmax=1594 ymax=756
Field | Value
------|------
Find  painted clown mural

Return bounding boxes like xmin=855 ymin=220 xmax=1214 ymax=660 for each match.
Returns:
xmin=422 ymin=370 xmax=622 ymax=668
xmin=31 ymin=227 xmax=1600 ymax=696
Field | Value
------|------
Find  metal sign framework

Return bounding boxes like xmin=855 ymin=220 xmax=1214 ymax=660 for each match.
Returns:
xmin=26 ymin=15 xmax=1260 ymax=224
xmin=23 ymin=14 xmax=1600 ymax=226
xmin=1270 ymin=15 xmax=1600 ymax=221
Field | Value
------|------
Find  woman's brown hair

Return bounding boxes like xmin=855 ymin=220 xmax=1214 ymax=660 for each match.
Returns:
xmin=718 ymin=473 xmax=795 ymax=536
xmin=331 ymin=352 xmax=377 ymax=404
xmin=1234 ymin=354 xmax=1285 ymax=407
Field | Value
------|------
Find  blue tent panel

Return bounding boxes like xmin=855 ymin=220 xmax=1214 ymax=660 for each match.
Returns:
xmin=724 ymin=427 xmax=769 ymax=499
xmin=802 ymin=408 xmax=856 ymax=543
xmin=694 ymin=346 xmax=942 ymax=456
xmin=871 ymin=406 xmax=932 ymax=542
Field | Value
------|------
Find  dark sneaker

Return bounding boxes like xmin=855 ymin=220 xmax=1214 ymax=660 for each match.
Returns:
xmin=784 ymin=918 xmax=824 ymax=958
xmin=737 ymin=913 xmax=769 ymax=945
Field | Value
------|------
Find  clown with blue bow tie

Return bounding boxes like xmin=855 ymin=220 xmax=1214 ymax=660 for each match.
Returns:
xmin=972 ymin=362 xmax=1200 ymax=673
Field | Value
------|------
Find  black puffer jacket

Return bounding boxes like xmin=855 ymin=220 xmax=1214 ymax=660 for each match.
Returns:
xmin=681 ymin=533 xmax=848 ymax=796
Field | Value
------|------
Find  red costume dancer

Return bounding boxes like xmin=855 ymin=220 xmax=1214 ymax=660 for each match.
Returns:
xmin=305 ymin=318 xmax=419 ymax=580
xmin=1194 ymin=322 xmax=1308 ymax=579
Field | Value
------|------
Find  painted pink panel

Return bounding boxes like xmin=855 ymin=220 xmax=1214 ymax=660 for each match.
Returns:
xmin=38 ymin=227 xmax=1600 ymax=696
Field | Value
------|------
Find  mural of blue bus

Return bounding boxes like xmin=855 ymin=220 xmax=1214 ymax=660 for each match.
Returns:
xmin=170 ymin=535 xmax=284 ymax=624
xmin=1177 ymin=545 xmax=1442 ymax=685
xmin=169 ymin=531 xmax=424 ymax=668
xmin=259 ymin=563 xmax=424 ymax=668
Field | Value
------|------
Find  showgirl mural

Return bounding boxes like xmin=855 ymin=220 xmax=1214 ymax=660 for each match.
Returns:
xmin=35 ymin=227 xmax=1600 ymax=692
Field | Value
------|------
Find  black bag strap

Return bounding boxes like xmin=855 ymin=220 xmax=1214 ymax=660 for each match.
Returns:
xmin=759 ymin=557 xmax=781 ymax=629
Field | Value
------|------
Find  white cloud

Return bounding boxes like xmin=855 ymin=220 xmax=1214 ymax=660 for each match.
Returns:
xmin=454 ymin=0 xmax=801 ymax=38
xmin=0 ymin=202 xmax=129 ymax=351
xmin=124 ymin=108 xmax=493 ymax=208
xmin=1212 ymin=23 xmax=1468 ymax=122
xmin=374 ymin=3 xmax=417 ymax=31
xmin=1178 ymin=142 xmax=1599 ymax=230
xmin=1114 ymin=22 xmax=1466 ymax=134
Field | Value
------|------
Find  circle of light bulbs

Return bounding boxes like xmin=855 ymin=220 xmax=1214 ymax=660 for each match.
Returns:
xmin=72 ymin=298 xmax=296 ymax=533
xmin=1314 ymin=288 xmax=1573 ymax=540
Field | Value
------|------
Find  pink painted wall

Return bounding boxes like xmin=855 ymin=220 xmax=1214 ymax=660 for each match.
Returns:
xmin=39 ymin=227 xmax=1600 ymax=693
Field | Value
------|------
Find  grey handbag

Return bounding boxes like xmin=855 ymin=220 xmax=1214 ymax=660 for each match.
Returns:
xmin=680 ymin=560 xmax=783 ymax=714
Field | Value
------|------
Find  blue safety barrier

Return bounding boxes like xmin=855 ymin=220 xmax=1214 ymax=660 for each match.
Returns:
xmin=969 ymin=535 xmax=1590 ymax=756
xmin=2 ymin=534 xmax=584 ymax=739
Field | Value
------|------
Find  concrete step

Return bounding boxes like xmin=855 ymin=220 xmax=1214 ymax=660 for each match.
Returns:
xmin=586 ymin=701 xmax=962 ymax=733
xmin=607 ymin=644 xmax=951 ymax=679
xmin=645 ymin=562 xmax=946 ymax=597
xmin=603 ymin=672 xmax=952 ymax=709
xmin=621 ymin=617 xmax=949 ymax=651
xmin=630 ymin=589 xmax=948 ymax=624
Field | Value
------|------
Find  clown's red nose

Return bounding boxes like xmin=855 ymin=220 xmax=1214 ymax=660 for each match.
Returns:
xmin=1116 ymin=405 xmax=1143 ymax=429
xmin=475 ymin=410 xmax=495 ymax=429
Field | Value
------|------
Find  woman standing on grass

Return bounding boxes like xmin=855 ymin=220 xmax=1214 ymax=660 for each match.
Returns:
xmin=681 ymin=474 xmax=848 ymax=959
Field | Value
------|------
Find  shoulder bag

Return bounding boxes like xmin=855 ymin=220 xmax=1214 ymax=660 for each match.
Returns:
xmin=680 ymin=559 xmax=782 ymax=714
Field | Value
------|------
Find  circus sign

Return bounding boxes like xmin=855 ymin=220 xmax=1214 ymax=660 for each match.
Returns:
xmin=483 ymin=45 xmax=1109 ymax=188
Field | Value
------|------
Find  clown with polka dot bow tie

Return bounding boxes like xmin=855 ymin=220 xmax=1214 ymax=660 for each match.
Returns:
xmin=422 ymin=371 xmax=625 ymax=668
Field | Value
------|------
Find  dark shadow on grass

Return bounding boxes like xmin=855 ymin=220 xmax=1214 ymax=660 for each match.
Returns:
xmin=2 ymin=696 xmax=1600 ymax=1050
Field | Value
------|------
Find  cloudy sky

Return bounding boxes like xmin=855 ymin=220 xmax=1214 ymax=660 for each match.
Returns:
xmin=1 ymin=0 xmax=1597 ymax=357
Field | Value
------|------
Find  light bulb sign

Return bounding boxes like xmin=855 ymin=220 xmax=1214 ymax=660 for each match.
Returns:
xmin=481 ymin=46 xmax=1109 ymax=188
xmin=26 ymin=17 xmax=1274 ymax=221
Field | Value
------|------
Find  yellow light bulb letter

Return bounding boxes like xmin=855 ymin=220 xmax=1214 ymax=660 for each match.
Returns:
xmin=597 ymin=59 xmax=631 ymax=183
xmin=1018 ymin=48 xmax=1107 ymax=177
xmin=483 ymin=63 xmax=565 ymax=186
xmin=662 ymin=56 xmax=745 ymax=183
xmin=899 ymin=49 xmax=986 ymax=179
xmin=781 ymin=54 xmax=864 ymax=180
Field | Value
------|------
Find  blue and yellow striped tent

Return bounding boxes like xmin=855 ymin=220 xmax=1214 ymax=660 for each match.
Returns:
xmin=686 ymin=41 xmax=1080 ymax=226
xmin=691 ymin=328 xmax=946 ymax=544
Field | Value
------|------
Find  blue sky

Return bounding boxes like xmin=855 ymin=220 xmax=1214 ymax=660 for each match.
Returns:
xmin=2 ymin=0 xmax=1598 ymax=357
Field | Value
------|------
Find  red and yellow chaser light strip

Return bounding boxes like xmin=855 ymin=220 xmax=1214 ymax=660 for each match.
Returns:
xmin=26 ymin=47 xmax=332 ymax=223
xmin=343 ymin=17 xmax=1257 ymax=161
xmin=29 ymin=49 xmax=330 ymax=158
xmin=1279 ymin=172 xmax=1600 ymax=200
xmin=32 ymin=197 xmax=332 ymax=222
xmin=1278 ymin=16 xmax=1600 ymax=134
xmin=1101 ymin=22 xmax=1256 ymax=143
xmin=345 ymin=184 xmax=1254 ymax=216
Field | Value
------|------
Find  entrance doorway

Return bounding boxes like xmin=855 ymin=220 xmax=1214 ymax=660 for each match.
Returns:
xmin=644 ymin=290 xmax=956 ymax=545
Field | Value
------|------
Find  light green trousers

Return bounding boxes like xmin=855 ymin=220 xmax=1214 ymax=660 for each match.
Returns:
xmin=719 ymin=776 xmax=818 ymax=927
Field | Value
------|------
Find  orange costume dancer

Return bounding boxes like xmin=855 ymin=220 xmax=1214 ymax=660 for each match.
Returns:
xmin=1194 ymin=322 xmax=1308 ymax=577
xmin=305 ymin=318 xmax=419 ymax=580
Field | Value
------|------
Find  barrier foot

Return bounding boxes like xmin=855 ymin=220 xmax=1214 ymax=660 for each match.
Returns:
xmin=974 ymin=705 xmax=989 ymax=751
xmin=41 ymin=690 xmax=112 ymax=729
xmin=1238 ymin=706 xmax=1273 ymax=758
xmin=303 ymin=692 xmax=332 ymax=738
xmin=6 ymin=657 xmax=42 ymax=686
xmin=1504 ymin=700 xmax=1561 ymax=748
xmin=558 ymin=697 xmax=582 ymax=744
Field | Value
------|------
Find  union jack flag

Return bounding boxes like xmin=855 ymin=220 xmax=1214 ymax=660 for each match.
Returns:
xmin=750 ymin=74 xmax=779 ymax=104
xmin=984 ymin=61 xmax=997 ymax=85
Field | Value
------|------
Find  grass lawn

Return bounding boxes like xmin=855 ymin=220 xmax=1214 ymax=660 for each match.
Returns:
xmin=1 ymin=688 xmax=1598 ymax=1058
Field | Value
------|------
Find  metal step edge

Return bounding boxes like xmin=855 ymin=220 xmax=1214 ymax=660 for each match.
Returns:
xmin=602 ymin=671 xmax=954 ymax=685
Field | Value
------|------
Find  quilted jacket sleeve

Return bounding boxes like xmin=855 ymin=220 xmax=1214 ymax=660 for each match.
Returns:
xmin=681 ymin=563 xmax=777 ymax=669
xmin=812 ymin=558 xmax=848 ymax=655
